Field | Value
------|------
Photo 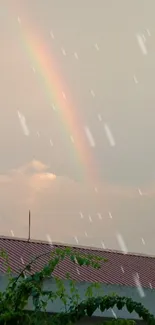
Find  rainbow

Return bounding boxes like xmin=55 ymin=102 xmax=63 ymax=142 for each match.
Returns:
xmin=12 ymin=8 xmax=98 ymax=184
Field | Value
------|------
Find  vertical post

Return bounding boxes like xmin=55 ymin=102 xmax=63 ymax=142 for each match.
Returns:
xmin=28 ymin=210 xmax=31 ymax=241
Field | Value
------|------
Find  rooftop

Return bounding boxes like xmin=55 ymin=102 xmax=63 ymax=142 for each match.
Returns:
xmin=0 ymin=236 xmax=154 ymax=289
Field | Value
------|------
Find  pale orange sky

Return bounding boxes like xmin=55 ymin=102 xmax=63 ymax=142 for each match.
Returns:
xmin=0 ymin=0 xmax=155 ymax=255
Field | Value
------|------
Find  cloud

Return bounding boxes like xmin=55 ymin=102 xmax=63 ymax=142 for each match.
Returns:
xmin=0 ymin=160 xmax=56 ymax=210
xmin=0 ymin=159 xmax=154 ymax=245
xmin=10 ymin=159 xmax=49 ymax=175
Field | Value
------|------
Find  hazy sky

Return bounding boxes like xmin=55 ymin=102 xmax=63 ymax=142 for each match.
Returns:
xmin=0 ymin=0 xmax=155 ymax=255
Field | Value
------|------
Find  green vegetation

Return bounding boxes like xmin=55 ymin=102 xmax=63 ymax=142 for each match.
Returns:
xmin=0 ymin=248 xmax=154 ymax=324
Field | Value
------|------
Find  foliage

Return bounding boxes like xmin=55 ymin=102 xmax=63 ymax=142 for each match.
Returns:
xmin=104 ymin=320 xmax=135 ymax=325
xmin=0 ymin=247 xmax=154 ymax=325
xmin=54 ymin=295 xmax=155 ymax=325
xmin=0 ymin=247 xmax=105 ymax=324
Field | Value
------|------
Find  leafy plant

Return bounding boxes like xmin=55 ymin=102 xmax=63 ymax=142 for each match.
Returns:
xmin=0 ymin=247 xmax=154 ymax=325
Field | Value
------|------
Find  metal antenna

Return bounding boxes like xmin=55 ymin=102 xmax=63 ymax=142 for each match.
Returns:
xmin=28 ymin=210 xmax=31 ymax=241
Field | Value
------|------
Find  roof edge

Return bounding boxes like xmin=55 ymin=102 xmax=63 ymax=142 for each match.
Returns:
xmin=0 ymin=235 xmax=154 ymax=259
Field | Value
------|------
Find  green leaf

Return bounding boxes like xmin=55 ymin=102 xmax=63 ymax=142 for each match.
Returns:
xmin=100 ymin=300 xmax=106 ymax=312
xmin=86 ymin=302 xmax=97 ymax=317
xmin=126 ymin=300 xmax=135 ymax=313
xmin=116 ymin=298 xmax=125 ymax=310
xmin=65 ymin=272 xmax=70 ymax=279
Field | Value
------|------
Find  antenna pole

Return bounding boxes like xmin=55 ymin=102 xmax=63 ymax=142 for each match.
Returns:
xmin=28 ymin=210 xmax=31 ymax=241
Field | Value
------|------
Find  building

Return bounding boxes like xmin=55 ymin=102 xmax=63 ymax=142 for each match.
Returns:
xmin=0 ymin=236 xmax=155 ymax=324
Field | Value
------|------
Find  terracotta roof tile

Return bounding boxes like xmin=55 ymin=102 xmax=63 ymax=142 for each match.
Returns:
xmin=0 ymin=236 xmax=154 ymax=289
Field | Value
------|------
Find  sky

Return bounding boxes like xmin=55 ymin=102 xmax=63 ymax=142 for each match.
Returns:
xmin=0 ymin=0 xmax=155 ymax=255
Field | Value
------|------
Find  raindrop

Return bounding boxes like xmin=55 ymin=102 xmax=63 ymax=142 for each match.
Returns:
xmin=108 ymin=211 xmax=113 ymax=219
xmin=46 ymin=234 xmax=53 ymax=248
xmin=138 ymin=188 xmax=143 ymax=196
xmin=133 ymin=273 xmax=145 ymax=297
xmin=74 ymin=236 xmax=79 ymax=244
xmin=50 ymin=139 xmax=53 ymax=147
xmin=136 ymin=272 xmax=140 ymax=279
xmin=84 ymin=126 xmax=96 ymax=147
xmin=101 ymin=241 xmax=106 ymax=249
xmin=51 ymin=104 xmax=56 ymax=111
xmin=104 ymin=123 xmax=115 ymax=147
xmin=90 ymin=89 xmax=95 ymax=98
xmin=70 ymin=135 xmax=74 ymax=143
xmin=97 ymin=213 xmax=102 ymax=220
xmin=79 ymin=212 xmax=84 ymax=219
xmin=136 ymin=33 xmax=148 ymax=55
xmin=121 ymin=266 xmax=124 ymax=273
xmin=62 ymin=92 xmax=66 ymax=99
xmin=17 ymin=111 xmax=30 ymax=136
xmin=142 ymin=34 xmax=146 ymax=42
xmin=111 ymin=309 xmax=117 ymax=319
xmin=149 ymin=282 xmax=152 ymax=289
xmin=20 ymin=257 xmax=25 ymax=264
xmin=116 ymin=233 xmax=128 ymax=254
xmin=74 ymin=52 xmax=79 ymax=60
xmin=17 ymin=16 xmax=21 ymax=24
xmin=133 ymin=75 xmax=138 ymax=84
xmin=94 ymin=43 xmax=99 ymax=51
xmin=61 ymin=48 xmax=66 ymax=56
xmin=10 ymin=230 xmax=14 ymax=237
xmin=76 ymin=267 xmax=80 ymax=275
xmin=98 ymin=114 xmax=102 ymax=121
xmin=74 ymin=257 xmax=78 ymax=264
xmin=146 ymin=28 xmax=151 ymax=36
xmin=50 ymin=30 xmax=55 ymax=39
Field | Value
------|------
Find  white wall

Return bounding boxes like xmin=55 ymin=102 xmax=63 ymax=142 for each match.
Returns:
xmin=0 ymin=274 xmax=154 ymax=320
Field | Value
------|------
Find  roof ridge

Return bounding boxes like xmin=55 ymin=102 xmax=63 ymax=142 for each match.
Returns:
xmin=0 ymin=235 xmax=154 ymax=260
